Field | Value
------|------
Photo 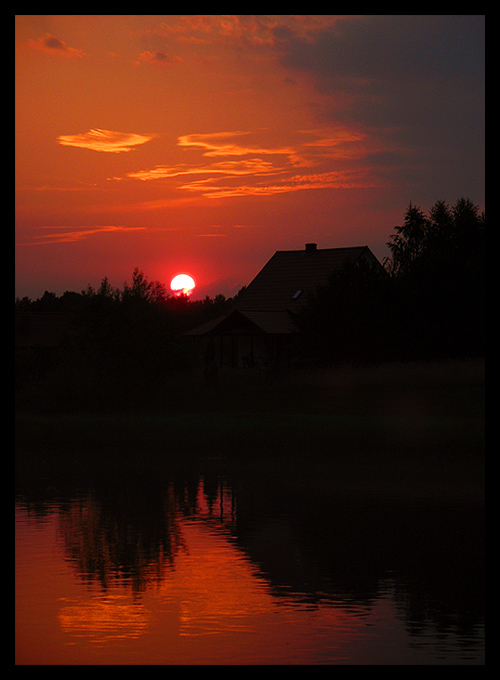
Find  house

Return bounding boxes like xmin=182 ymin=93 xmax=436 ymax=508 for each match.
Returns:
xmin=187 ymin=243 xmax=383 ymax=380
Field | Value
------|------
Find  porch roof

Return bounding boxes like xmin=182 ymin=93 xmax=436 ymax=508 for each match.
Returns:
xmin=185 ymin=309 xmax=296 ymax=336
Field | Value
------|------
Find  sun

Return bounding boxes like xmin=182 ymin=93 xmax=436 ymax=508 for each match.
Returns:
xmin=170 ymin=273 xmax=196 ymax=296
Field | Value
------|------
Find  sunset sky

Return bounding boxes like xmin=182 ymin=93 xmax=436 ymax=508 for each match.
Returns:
xmin=15 ymin=15 xmax=485 ymax=299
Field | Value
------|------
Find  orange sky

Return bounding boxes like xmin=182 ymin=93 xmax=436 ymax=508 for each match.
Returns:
xmin=15 ymin=15 xmax=485 ymax=299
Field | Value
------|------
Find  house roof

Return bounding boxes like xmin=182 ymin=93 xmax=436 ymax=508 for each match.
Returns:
xmin=186 ymin=244 xmax=382 ymax=336
xmin=233 ymin=244 xmax=378 ymax=313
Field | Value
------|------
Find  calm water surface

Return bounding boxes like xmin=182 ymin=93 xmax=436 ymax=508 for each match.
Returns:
xmin=15 ymin=460 xmax=484 ymax=665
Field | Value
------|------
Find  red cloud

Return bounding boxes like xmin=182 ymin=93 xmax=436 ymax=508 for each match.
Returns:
xmin=137 ymin=50 xmax=182 ymax=67
xmin=28 ymin=33 xmax=86 ymax=58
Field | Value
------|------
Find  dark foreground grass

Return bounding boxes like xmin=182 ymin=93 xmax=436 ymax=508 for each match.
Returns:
xmin=16 ymin=359 xmax=485 ymax=500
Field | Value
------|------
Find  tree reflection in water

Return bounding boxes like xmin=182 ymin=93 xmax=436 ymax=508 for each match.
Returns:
xmin=16 ymin=459 xmax=484 ymax=663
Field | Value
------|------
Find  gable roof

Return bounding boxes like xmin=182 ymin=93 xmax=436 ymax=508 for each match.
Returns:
xmin=186 ymin=244 xmax=382 ymax=336
xmin=233 ymin=244 xmax=379 ymax=314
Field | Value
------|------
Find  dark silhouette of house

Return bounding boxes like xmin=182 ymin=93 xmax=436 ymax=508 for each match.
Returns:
xmin=187 ymin=243 xmax=383 ymax=379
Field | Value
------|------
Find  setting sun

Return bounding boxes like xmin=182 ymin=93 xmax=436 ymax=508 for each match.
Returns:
xmin=170 ymin=274 xmax=195 ymax=296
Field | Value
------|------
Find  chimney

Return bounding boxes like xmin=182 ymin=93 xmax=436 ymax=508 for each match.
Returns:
xmin=305 ymin=243 xmax=317 ymax=253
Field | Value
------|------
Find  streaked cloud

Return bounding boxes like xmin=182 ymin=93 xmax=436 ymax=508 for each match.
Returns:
xmin=57 ymin=129 xmax=155 ymax=153
xmin=182 ymin=167 xmax=383 ymax=199
xmin=126 ymin=158 xmax=279 ymax=182
xmin=19 ymin=225 xmax=146 ymax=246
xmin=196 ymin=232 xmax=228 ymax=237
xmin=120 ymin=127 xmax=386 ymax=198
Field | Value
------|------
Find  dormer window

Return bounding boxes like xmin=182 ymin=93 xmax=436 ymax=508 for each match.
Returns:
xmin=292 ymin=289 xmax=303 ymax=299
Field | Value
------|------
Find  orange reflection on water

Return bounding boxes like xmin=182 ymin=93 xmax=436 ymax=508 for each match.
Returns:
xmin=160 ymin=520 xmax=274 ymax=637
xmin=55 ymin=520 xmax=274 ymax=648
xmin=56 ymin=521 xmax=391 ymax=665
xmin=58 ymin=593 xmax=150 ymax=645
xmin=15 ymin=485 xmax=418 ymax=665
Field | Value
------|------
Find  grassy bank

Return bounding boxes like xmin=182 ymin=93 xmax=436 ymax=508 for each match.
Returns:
xmin=15 ymin=359 xmax=484 ymax=498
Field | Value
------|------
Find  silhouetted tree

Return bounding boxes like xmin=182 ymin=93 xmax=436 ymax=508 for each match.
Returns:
xmin=385 ymin=198 xmax=484 ymax=358
xmin=83 ymin=276 xmax=120 ymax=301
xmin=16 ymin=268 xmax=239 ymax=411
xmin=122 ymin=267 xmax=167 ymax=304
xmin=295 ymin=259 xmax=393 ymax=366
xmin=295 ymin=198 xmax=484 ymax=367
xmin=385 ymin=202 xmax=429 ymax=277
xmin=386 ymin=198 xmax=485 ymax=279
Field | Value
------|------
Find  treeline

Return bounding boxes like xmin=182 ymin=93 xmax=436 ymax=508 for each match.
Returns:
xmin=295 ymin=198 xmax=485 ymax=366
xmin=15 ymin=197 xmax=484 ymax=410
xmin=15 ymin=269 xmax=241 ymax=410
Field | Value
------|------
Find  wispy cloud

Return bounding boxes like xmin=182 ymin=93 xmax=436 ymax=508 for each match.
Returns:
xmin=126 ymin=158 xmax=279 ymax=182
xmin=57 ymin=129 xmax=155 ymax=153
xmin=18 ymin=225 xmax=146 ymax=246
xmin=177 ymin=131 xmax=296 ymax=159
xmin=119 ymin=128 xmax=385 ymax=198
